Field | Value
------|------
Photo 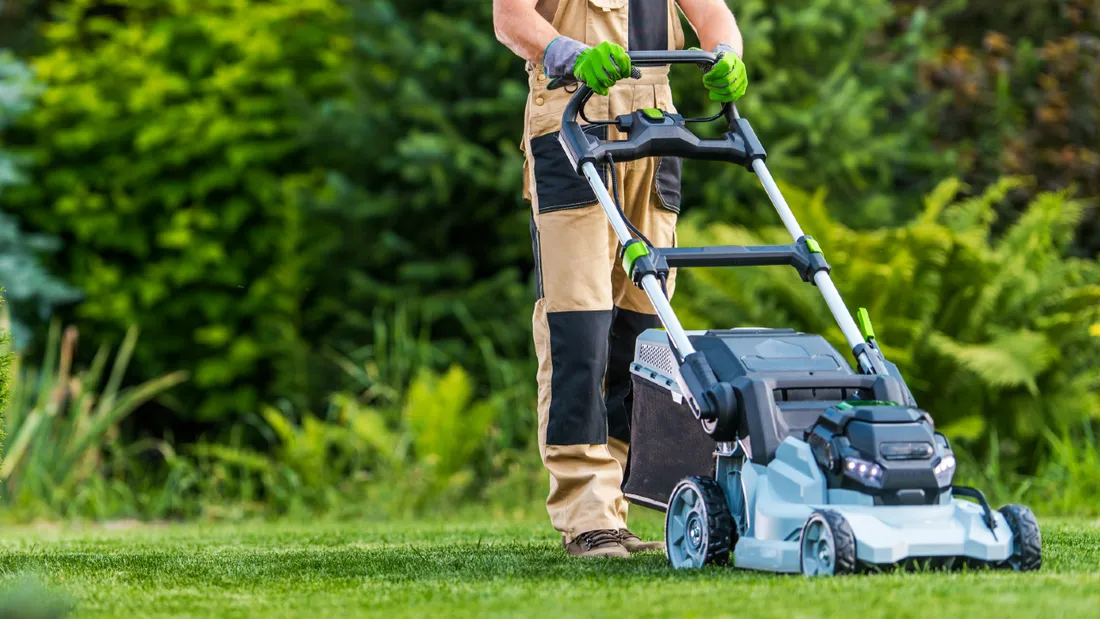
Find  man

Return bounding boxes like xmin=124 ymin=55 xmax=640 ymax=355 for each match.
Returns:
xmin=493 ymin=0 xmax=748 ymax=558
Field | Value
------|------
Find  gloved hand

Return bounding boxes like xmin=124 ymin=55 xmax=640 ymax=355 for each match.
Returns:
xmin=572 ymin=41 xmax=632 ymax=96
xmin=702 ymin=44 xmax=748 ymax=102
xmin=543 ymin=37 xmax=631 ymax=96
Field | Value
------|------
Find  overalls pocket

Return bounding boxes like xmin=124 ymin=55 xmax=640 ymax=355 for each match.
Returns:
xmin=530 ymin=125 xmax=610 ymax=213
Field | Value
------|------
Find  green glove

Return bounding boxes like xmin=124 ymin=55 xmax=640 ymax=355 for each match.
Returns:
xmin=572 ymin=41 xmax=632 ymax=96
xmin=702 ymin=44 xmax=748 ymax=102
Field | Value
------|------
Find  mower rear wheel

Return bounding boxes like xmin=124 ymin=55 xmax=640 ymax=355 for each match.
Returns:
xmin=999 ymin=504 xmax=1042 ymax=572
xmin=665 ymin=476 xmax=735 ymax=569
xmin=800 ymin=510 xmax=857 ymax=577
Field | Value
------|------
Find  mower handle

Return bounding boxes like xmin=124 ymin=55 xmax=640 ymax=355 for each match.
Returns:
xmin=558 ymin=50 xmax=761 ymax=172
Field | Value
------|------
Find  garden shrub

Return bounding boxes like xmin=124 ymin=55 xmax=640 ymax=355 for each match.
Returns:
xmin=0 ymin=52 xmax=79 ymax=347
xmin=903 ymin=0 xmax=1100 ymax=255
xmin=4 ymin=0 xmax=352 ymax=420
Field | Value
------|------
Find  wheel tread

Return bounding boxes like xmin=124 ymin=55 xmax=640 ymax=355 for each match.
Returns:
xmin=666 ymin=476 xmax=736 ymax=567
xmin=804 ymin=509 xmax=858 ymax=575
xmin=999 ymin=504 xmax=1042 ymax=572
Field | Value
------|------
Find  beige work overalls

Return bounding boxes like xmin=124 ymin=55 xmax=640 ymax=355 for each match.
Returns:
xmin=523 ymin=0 xmax=686 ymax=541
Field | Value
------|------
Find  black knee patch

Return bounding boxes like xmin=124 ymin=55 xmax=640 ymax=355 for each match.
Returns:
xmin=605 ymin=308 xmax=663 ymax=443
xmin=546 ymin=310 xmax=614 ymax=446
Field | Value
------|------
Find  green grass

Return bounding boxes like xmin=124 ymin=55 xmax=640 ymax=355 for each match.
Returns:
xmin=0 ymin=513 xmax=1097 ymax=618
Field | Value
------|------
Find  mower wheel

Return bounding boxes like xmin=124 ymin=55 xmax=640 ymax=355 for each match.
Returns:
xmin=665 ymin=476 xmax=735 ymax=569
xmin=800 ymin=510 xmax=857 ymax=577
xmin=999 ymin=504 xmax=1042 ymax=572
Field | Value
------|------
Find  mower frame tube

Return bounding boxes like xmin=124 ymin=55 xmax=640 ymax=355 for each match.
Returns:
xmin=748 ymin=157 xmax=874 ymax=374
xmin=582 ymin=161 xmax=697 ymax=361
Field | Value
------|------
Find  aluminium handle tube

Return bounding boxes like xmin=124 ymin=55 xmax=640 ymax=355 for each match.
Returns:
xmin=581 ymin=162 xmax=696 ymax=360
xmin=750 ymin=158 xmax=875 ymax=373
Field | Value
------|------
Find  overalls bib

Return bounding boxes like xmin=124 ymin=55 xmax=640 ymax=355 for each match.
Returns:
xmin=523 ymin=0 xmax=685 ymax=540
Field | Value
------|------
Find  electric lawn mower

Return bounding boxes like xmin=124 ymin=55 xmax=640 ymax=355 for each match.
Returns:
xmin=553 ymin=49 xmax=1042 ymax=576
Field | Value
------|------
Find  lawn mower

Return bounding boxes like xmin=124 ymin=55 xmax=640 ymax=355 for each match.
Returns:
xmin=556 ymin=49 xmax=1042 ymax=575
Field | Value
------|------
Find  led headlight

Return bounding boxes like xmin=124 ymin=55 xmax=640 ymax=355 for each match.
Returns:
xmin=842 ymin=456 xmax=885 ymax=489
xmin=933 ymin=454 xmax=956 ymax=486
xmin=880 ymin=441 xmax=934 ymax=460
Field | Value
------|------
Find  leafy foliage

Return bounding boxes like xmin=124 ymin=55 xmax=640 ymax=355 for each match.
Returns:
xmin=905 ymin=0 xmax=1100 ymax=254
xmin=3 ymin=0 xmax=352 ymax=420
xmin=0 ymin=321 xmax=187 ymax=519
xmin=0 ymin=297 xmax=10 ymax=454
xmin=0 ymin=53 xmax=79 ymax=346
xmin=181 ymin=365 xmax=515 ymax=518
xmin=676 ymin=179 xmax=1100 ymax=461
xmin=296 ymin=1 xmax=534 ymax=389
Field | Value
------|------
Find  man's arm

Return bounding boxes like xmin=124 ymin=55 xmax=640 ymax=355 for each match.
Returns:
xmin=493 ymin=0 xmax=561 ymax=64
xmin=676 ymin=0 xmax=743 ymax=57
xmin=493 ymin=0 xmax=632 ymax=93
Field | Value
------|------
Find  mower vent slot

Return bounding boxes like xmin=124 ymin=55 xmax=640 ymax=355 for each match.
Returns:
xmin=638 ymin=343 xmax=677 ymax=378
xmin=773 ymin=387 xmax=871 ymax=403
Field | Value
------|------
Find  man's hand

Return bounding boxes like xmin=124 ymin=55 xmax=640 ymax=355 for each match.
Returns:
xmin=572 ymin=42 xmax=632 ymax=96
xmin=703 ymin=45 xmax=748 ymax=102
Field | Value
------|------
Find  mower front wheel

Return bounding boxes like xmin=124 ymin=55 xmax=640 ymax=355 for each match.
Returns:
xmin=999 ymin=504 xmax=1042 ymax=572
xmin=800 ymin=510 xmax=857 ymax=577
xmin=665 ymin=476 xmax=735 ymax=569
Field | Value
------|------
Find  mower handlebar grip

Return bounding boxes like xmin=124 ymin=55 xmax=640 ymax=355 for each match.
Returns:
xmin=561 ymin=50 xmax=719 ymax=124
xmin=559 ymin=50 xmax=758 ymax=172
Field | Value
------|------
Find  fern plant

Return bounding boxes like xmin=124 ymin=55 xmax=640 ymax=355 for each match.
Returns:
xmin=676 ymin=178 xmax=1100 ymax=464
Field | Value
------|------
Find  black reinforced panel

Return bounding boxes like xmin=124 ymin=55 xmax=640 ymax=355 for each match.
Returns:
xmin=606 ymin=308 xmax=663 ymax=443
xmin=654 ymin=156 xmax=682 ymax=212
xmin=529 ymin=215 xmax=544 ymax=300
xmin=546 ymin=310 xmax=614 ymax=445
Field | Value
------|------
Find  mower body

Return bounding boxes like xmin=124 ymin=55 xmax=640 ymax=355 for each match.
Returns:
xmin=726 ymin=440 xmax=1012 ymax=572
xmin=624 ymin=327 xmax=1020 ymax=572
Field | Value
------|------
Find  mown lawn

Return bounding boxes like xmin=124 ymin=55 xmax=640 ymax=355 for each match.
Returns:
xmin=0 ymin=512 xmax=1097 ymax=618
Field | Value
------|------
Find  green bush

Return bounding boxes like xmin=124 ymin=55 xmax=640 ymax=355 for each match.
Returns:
xmin=0 ymin=53 xmax=79 ymax=346
xmin=299 ymin=1 xmax=534 ymax=390
xmin=676 ymin=178 xmax=1100 ymax=464
xmin=902 ymin=0 xmax=1100 ymax=254
xmin=184 ymin=364 xmax=517 ymax=518
xmin=4 ymin=0 xmax=352 ymax=420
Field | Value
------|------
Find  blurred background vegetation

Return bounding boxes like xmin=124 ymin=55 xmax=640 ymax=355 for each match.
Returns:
xmin=0 ymin=0 xmax=1096 ymax=522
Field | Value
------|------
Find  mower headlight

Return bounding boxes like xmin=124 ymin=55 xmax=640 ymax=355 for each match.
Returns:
xmin=880 ymin=441 xmax=934 ymax=460
xmin=933 ymin=454 xmax=956 ymax=486
xmin=842 ymin=456 xmax=885 ymax=489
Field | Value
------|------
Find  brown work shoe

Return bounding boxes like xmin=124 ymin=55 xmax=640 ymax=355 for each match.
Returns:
xmin=617 ymin=529 xmax=665 ymax=554
xmin=563 ymin=529 xmax=630 ymax=558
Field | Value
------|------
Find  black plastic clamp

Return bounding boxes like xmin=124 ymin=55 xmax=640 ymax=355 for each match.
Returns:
xmin=735 ymin=118 xmax=767 ymax=169
xmin=621 ymin=239 xmax=670 ymax=289
xmin=791 ymin=235 xmax=831 ymax=282
xmin=853 ymin=343 xmax=890 ymax=375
